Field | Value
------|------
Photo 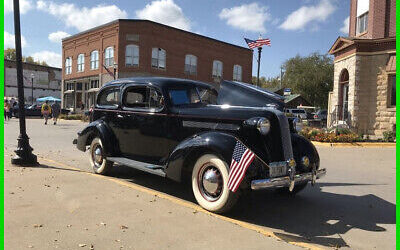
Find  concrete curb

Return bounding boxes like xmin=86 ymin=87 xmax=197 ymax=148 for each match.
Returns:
xmin=312 ymin=141 xmax=396 ymax=148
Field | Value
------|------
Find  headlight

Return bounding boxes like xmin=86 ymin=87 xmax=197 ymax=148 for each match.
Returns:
xmin=293 ymin=118 xmax=303 ymax=132
xmin=257 ymin=118 xmax=271 ymax=135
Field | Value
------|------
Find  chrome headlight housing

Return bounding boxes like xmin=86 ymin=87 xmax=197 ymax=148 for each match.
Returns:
xmin=293 ymin=118 xmax=303 ymax=132
xmin=257 ymin=118 xmax=271 ymax=135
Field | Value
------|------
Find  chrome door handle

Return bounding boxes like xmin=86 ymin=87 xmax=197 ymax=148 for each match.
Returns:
xmin=117 ymin=114 xmax=123 ymax=118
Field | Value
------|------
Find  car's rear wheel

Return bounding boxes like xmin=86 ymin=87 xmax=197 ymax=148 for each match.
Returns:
xmin=192 ymin=154 xmax=239 ymax=213
xmin=89 ymin=137 xmax=113 ymax=175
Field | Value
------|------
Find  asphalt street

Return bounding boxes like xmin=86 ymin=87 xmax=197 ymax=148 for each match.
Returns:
xmin=4 ymin=118 xmax=396 ymax=249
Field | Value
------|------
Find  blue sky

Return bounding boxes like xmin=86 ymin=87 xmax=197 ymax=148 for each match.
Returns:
xmin=4 ymin=0 xmax=350 ymax=78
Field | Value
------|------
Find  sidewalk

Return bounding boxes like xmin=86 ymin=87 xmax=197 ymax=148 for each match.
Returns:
xmin=4 ymin=152 xmax=301 ymax=250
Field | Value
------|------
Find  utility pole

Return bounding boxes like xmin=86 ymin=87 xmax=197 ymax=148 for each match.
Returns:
xmin=280 ymin=66 xmax=283 ymax=88
xmin=31 ymin=73 xmax=34 ymax=105
xmin=256 ymin=47 xmax=262 ymax=87
xmin=11 ymin=0 xmax=37 ymax=165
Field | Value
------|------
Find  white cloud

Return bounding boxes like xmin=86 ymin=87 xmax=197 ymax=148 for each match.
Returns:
xmin=136 ymin=0 xmax=191 ymax=31
xmin=5 ymin=0 xmax=32 ymax=14
xmin=36 ymin=1 xmax=128 ymax=32
xmin=31 ymin=51 xmax=62 ymax=68
xmin=48 ymin=31 xmax=71 ymax=43
xmin=340 ymin=16 xmax=350 ymax=34
xmin=219 ymin=3 xmax=270 ymax=33
xmin=280 ymin=0 xmax=336 ymax=31
xmin=4 ymin=31 xmax=27 ymax=48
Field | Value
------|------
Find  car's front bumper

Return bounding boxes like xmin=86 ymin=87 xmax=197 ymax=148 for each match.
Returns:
xmin=250 ymin=168 xmax=326 ymax=190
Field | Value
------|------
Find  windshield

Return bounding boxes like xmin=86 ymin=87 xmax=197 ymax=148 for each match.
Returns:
xmin=169 ymin=87 xmax=217 ymax=106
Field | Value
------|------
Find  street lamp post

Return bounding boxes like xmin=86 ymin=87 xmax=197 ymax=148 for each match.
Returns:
xmin=11 ymin=0 xmax=37 ymax=165
xmin=113 ymin=62 xmax=118 ymax=80
xmin=31 ymin=73 xmax=34 ymax=105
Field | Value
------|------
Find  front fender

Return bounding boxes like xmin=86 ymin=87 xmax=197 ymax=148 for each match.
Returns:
xmin=76 ymin=120 xmax=119 ymax=156
xmin=291 ymin=133 xmax=320 ymax=172
xmin=165 ymin=131 xmax=238 ymax=182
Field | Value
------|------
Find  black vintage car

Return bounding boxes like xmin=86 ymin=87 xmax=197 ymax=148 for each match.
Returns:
xmin=75 ymin=77 xmax=326 ymax=213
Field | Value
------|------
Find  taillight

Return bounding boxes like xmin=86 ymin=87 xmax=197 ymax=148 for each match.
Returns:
xmin=314 ymin=115 xmax=318 ymax=119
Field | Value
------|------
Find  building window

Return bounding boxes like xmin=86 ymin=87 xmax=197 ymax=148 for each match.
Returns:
xmin=65 ymin=82 xmax=74 ymax=91
xmin=151 ymin=48 xmax=166 ymax=69
xmin=65 ymin=57 xmax=72 ymax=75
xmin=233 ymin=64 xmax=242 ymax=81
xmin=90 ymin=50 xmax=99 ymax=70
xmin=125 ymin=45 xmax=139 ymax=66
xmin=389 ymin=75 xmax=396 ymax=107
xmin=77 ymin=54 xmax=85 ymax=72
xmin=76 ymin=82 xmax=82 ymax=90
xmin=356 ymin=0 xmax=369 ymax=34
xmin=212 ymin=60 xmax=223 ymax=78
xmin=184 ymin=54 xmax=197 ymax=75
xmin=357 ymin=12 xmax=368 ymax=34
xmin=90 ymin=80 xmax=100 ymax=89
xmin=104 ymin=46 xmax=114 ymax=67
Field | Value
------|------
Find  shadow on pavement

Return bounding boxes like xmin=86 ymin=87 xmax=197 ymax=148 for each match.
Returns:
xmin=107 ymin=165 xmax=395 ymax=248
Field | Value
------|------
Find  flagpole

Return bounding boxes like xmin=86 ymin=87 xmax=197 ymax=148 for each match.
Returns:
xmin=256 ymin=47 xmax=262 ymax=87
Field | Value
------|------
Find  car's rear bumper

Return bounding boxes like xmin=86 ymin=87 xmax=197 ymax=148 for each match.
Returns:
xmin=250 ymin=168 xmax=326 ymax=190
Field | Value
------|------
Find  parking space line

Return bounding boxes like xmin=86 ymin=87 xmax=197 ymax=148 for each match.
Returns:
xmin=37 ymin=156 xmax=324 ymax=250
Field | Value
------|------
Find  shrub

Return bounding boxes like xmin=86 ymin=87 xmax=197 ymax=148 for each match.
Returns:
xmin=383 ymin=130 xmax=396 ymax=142
xmin=59 ymin=113 xmax=89 ymax=122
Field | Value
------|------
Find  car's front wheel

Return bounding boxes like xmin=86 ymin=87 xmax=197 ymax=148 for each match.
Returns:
xmin=192 ymin=154 xmax=239 ymax=213
xmin=89 ymin=137 xmax=113 ymax=175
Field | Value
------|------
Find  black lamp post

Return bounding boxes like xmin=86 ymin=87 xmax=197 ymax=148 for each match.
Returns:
xmin=31 ymin=73 xmax=34 ymax=105
xmin=11 ymin=0 xmax=37 ymax=165
xmin=113 ymin=62 xmax=118 ymax=80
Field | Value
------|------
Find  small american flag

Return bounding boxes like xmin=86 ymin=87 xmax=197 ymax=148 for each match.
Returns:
xmin=227 ymin=141 xmax=255 ymax=192
xmin=244 ymin=38 xmax=271 ymax=49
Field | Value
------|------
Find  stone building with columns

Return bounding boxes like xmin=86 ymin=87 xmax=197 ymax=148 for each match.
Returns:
xmin=327 ymin=0 xmax=396 ymax=137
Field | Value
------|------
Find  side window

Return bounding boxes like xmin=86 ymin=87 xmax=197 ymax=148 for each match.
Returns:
xmin=123 ymin=86 xmax=164 ymax=110
xmin=98 ymin=87 xmax=120 ymax=107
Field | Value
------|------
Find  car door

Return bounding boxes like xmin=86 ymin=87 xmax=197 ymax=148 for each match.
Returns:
xmin=119 ymin=84 xmax=169 ymax=164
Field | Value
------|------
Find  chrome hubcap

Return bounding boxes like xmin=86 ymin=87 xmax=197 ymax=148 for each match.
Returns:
xmin=92 ymin=145 xmax=103 ymax=167
xmin=198 ymin=165 xmax=223 ymax=202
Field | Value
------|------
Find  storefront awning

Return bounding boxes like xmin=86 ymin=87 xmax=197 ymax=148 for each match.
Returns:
xmin=64 ymin=90 xmax=75 ymax=94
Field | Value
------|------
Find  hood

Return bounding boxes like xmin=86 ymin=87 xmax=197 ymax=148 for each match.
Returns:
xmin=217 ymin=80 xmax=285 ymax=111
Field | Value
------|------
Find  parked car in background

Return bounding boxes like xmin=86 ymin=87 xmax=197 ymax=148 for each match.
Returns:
xmin=285 ymin=108 xmax=307 ymax=119
xmin=13 ymin=103 xmax=42 ymax=118
xmin=74 ymin=77 xmax=325 ymax=213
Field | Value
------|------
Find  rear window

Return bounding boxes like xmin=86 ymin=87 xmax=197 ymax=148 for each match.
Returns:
xmin=169 ymin=88 xmax=200 ymax=106
xmin=292 ymin=109 xmax=305 ymax=113
xmin=97 ymin=87 xmax=120 ymax=107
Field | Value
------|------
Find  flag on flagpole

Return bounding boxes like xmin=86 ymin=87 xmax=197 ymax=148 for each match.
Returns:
xmin=227 ymin=141 xmax=256 ymax=192
xmin=102 ymin=64 xmax=114 ymax=78
xmin=244 ymin=37 xmax=271 ymax=49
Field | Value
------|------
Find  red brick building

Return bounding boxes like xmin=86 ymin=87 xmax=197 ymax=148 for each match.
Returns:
xmin=328 ymin=0 xmax=396 ymax=137
xmin=61 ymin=19 xmax=252 ymax=110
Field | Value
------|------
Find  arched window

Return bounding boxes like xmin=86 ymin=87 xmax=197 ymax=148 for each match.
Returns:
xmin=77 ymin=54 xmax=85 ymax=72
xmin=151 ymin=48 xmax=166 ymax=69
xmin=104 ymin=46 xmax=114 ymax=67
xmin=212 ymin=60 xmax=223 ymax=78
xmin=90 ymin=50 xmax=99 ymax=70
xmin=233 ymin=64 xmax=242 ymax=81
xmin=65 ymin=57 xmax=72 ymax=75
xmin=338 ymin=69 xmax=350 ymax=120
xmin=184 ymin=54 xmax=197 ymax=75
xmin=125 ymin=45 xmax=139 ymax=66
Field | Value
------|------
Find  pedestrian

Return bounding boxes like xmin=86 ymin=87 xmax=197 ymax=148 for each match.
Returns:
xmin=9 ymin=98 xmax=15 ymax=118
xmin=51 ymin=101 xmax=61 ymax=125
xmin=4 ymin=99 xmax=11 ymax=121
xmin=41 ymin=100 xmax=52 ymax=125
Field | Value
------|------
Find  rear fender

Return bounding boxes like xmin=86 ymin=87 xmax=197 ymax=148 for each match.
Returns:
xmin=76 ymin=120 xmax=119 ymax=156
xmin=165 ymin=131 xmax=238 ymax=182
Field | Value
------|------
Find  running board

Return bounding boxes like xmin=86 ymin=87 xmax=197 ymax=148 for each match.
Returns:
xmin=107 ymin=157 xmax=166 ymax=177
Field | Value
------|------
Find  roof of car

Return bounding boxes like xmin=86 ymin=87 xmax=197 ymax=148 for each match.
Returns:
xmin=103 ymin=77 xmax=215 ymax=90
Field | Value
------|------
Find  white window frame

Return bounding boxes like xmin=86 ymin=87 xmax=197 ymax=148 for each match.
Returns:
xmin=212 ymin=60 xmax=223 ymax=78
xmin=125 ymin=44 xmax=139 ymax=67
xmin=65 ymin=57 xmax=72 ymax=75
xmin=184 ymin=54 xmax=197 ymax=75
xmin=356 ymin=12 xmax=368 ymax=34
xmin=77 ymin=54 xmax=85 ymax=72
xmin=151 ymin=48 xmax=166 ymax=69
xmin=233 ymin=64 xmax=242 ymax=81
xmin=90 ymin=50 xmax=99 ymax=70
xmin=104 ymin=46 xmax=114 ymax=67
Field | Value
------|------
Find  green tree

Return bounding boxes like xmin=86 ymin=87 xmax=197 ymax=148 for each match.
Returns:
xmin=4 ymin=48 xmax=16 ymax=60
xmin=24 ymin=56 xmax=35 ymax=63
xmin=282 ymin=52 xmax=333 ymax=108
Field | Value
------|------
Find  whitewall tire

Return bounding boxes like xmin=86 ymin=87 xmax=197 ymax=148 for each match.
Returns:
xmin=89 ymin=137 xmax=113 ymax=175
xmin=192 ymin=154 xmax=239 ymax=213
